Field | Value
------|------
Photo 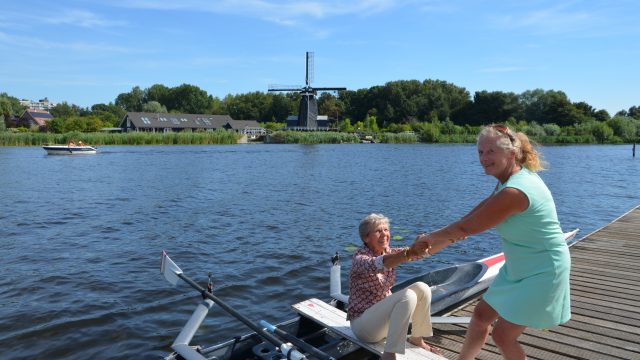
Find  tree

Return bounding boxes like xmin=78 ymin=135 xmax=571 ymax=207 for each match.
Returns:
xmin=318 ymin=92 xmax=344 ymax=122
xmin=373 ymin=80 xmax=421 ymax=125
xmin=573 ymin=101 xmax=596 ymax=118
xmin=91 ymin=102 xmax=126 ymax=126
xmin=440 ymin=119 xmax=462 ymax=135
xmin=50 ymin=102 xmax=81 ymax=118
xmin=607 ymin=116 xmax=637 ymax=142
xmin=208 ymin=96 xmax=226 ymax=115
xmin=270 ymin=93 xmax=295 ymax=122
xmin=524 ymin=122 xmax=545 ymax=137
xmin=591 ymin=122 xmax=614 ymax=143
xmin=339 ymin=118 xmax=354 ymax=132
xmin=468 ymin=90 xmax=521 ymax=125
xmin=543 ymin=123 xmax=561 ymax=136
xmin=115 ymin=86 xmax=145 ymax=112
xmin=224 ymin=92 xmax=272 ymax=121
xmin=593 ymin=109 xmax=610 ymax=122
xmin=166 ymin=84 xmax=212 ymax=114
xmin=519 ymin=89 xmax=586 ymax=126
xmin=145 ymin=84 xmax=171 ymax=107
xmin=628 ymin=106 xmax=640 ymax=120
xmin=519 ymin=89 xmax=546 ymax=124
xmin=142 ymin=101 xmax=168 ymax=113
xmin=415 ymin=121 xmax=440 ymax=142
xmin=419 ymin=79 xmax=470 ymax=124
xmin=364 ymin=115 xmax=379 ymax=132
xmin=47 ymin=118 xmax=66 ymax=133
xmin=1 ymin=93 xmax=25 ymax=128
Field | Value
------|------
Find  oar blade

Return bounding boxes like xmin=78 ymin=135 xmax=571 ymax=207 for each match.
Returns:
xmin=161 ymin=250 xmax=183 ymax=286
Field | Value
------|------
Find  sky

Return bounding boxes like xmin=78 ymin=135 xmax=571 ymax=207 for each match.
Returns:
xmin=1 ymin=0 xmax=638 ymax=115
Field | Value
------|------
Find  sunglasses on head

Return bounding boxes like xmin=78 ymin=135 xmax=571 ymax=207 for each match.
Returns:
xmin=492 ymin=124 xmax=515 ymax=144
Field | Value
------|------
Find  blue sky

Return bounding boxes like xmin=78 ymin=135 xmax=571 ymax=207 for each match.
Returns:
xmin=1 ymin=0 xmax=638 ymax=115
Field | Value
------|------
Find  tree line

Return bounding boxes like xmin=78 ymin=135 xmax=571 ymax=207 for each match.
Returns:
xmin=2 ymin=78 xmax=639 ymax=143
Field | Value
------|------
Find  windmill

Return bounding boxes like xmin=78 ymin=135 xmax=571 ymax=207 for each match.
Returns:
xmin=269 ymin=52 xmax=346 ymax=129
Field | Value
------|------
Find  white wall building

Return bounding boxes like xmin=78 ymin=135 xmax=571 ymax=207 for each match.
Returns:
xmin=19 ymin=97 xmax=57 ymax=110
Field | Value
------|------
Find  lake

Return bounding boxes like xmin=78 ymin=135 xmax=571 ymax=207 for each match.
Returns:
xmin=0 ymin=143 xmax=638 ymax=359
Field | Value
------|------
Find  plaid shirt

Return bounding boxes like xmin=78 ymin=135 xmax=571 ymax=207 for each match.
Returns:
xmin=347 ymin=246 xmax=403 ymax=321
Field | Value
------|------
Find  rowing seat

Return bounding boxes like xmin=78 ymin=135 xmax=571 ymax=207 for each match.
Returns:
xmin=292 ymin=298 xmax=446 ymax=360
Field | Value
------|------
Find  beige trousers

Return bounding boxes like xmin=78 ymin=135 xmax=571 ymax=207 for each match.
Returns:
xmin=350 ymin=282 xmax=433 ymax=354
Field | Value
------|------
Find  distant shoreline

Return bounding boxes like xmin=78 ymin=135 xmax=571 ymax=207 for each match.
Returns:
xmin=0 ymin=130 xmax=636 ymax=146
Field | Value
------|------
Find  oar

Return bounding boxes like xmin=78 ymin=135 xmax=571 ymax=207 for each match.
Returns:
xmin=161 ymin=251 xmax=335 ymax=360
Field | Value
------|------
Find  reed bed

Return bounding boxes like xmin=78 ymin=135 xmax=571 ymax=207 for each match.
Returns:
xmin=266 ymin=131 xmax=360 ymax=144
xmin=378 ymin=132 xmax=418 ymax=144
xmin=0 ymin=130 xmax=240 ymax=146
xmin=0 ymin=130 xmax=611 ymax=147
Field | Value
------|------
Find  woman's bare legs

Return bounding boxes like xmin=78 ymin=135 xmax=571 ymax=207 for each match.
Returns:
xmin=458 ymin=299 xmax=498 ymax=360
xmin=492 ymin=318 xmax=527 ymax=360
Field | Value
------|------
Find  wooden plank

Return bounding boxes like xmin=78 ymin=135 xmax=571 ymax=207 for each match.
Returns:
xmin=452 ymin=308 xmax=625 ymax=360
xmin=571 ymin=287 xmax=639 ymax=307
xmin=569 ymin=279 xmax=640 ymax=299
xmin=570 ymin=263 xmax=640 ymax=281
xmin=568 ymin=313 xmax=640 ymax=336
xmin=292 ymin=298 xmax=447 ymax=360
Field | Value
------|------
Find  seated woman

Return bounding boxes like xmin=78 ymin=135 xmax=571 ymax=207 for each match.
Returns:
xmin=348 ymin=213 xmax=442 ymax=360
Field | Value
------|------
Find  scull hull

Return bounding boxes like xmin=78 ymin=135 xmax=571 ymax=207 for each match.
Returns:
xmin=165 ymin=229 xmax=579 ymax=360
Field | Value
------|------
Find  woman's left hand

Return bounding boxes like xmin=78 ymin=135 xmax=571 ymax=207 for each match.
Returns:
xmin=412 ymin=235 xmax=432 ymax=255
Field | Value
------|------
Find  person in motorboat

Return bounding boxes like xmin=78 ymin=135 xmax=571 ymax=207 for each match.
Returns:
xmin=347 ymin=213 xmax=443 ymax=360
xmin=415 ymin=124 xmax=571 ymax=360
xmin=68 ymin=141 xmax=76 ymax=147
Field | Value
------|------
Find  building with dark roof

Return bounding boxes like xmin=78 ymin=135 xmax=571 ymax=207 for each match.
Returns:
xmin=119 ymin=112 xmax=265 ymax=137
xmin=17 ymin=110 xmax=54 ymax=129
xmin=286 ymin=115 xmax=330 ymax=130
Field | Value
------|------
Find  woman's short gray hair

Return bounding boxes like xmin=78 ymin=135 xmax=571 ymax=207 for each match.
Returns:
xmin=358 ymin=213 xmax=390 ymax=241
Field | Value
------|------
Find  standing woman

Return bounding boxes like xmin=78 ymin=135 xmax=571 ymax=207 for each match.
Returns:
xmin=415 ymin=124 xmax=571 ymax=360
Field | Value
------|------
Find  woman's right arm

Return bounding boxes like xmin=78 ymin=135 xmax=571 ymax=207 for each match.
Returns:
xmin=416 ymin=187 xmax=528 ymax=254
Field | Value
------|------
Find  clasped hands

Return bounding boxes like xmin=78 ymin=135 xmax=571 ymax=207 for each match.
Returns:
xmin=413 ymin=233 xmax=433 ymax=257
xmin=402 ymin=234 xmax=432 ymax=261
xmin=411 ymin=232 xmax=468 ymax=258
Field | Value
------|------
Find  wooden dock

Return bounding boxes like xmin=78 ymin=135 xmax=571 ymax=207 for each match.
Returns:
xmin=428 ymin=205 xmax=640 ymax=360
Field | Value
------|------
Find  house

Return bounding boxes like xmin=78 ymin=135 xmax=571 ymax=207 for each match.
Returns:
xmin=286 ymin=115 xmax=330 ymax=130
xmin=17 ymin=110 xmax=54 ymax=129
xmin=231 ymin=120 xmax=267 ymax=137
xmin=19 ymin=97 xmax=56 ymax=111
xmin=119 ymin=112 xmax=266 ymax=135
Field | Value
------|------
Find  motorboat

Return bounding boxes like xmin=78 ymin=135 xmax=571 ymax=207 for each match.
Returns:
xmin=42 ymin=145 xmax=97 ymax=155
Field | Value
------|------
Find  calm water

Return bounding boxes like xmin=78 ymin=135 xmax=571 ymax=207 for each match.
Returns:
xmin=0 ymin=144 xmax=638 ymax=359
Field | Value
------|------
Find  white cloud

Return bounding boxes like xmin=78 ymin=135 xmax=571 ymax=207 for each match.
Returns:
xmin=492 ymin=3 xmax=597 ymax=35
xmin=111 ymin=0 xmax=401 ymax=22
xmin=45 ymin=9 xmax=126 ymax=28
xmin=0 ymin=31 xmax=140 ymax=54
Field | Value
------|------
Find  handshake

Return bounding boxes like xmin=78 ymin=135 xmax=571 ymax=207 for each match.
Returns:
xmin=406 ymin=231 xmax=468 ymax=260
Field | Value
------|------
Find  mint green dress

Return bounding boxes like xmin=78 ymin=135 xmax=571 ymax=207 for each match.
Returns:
xmin=483 ymin=168 xmax=571 ymax=329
